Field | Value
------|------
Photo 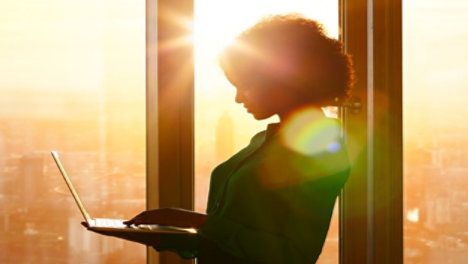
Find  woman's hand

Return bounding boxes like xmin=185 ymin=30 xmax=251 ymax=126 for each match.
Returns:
xmin=123 ymin=208 xmax=209 ymax=229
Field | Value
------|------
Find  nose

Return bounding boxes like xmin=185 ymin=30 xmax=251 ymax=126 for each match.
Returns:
xmin=235 ymin=90 xmax=245 ymax=104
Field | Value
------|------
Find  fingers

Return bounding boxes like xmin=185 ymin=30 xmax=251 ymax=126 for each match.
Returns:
xmin=123 ymin=210 xmax=157 ymax=226
xmin=123 ymin=208 xmax=185 ymax=227
xmin=122 ymin=219 xmax=133 ymax=226
xmin=123 ymin=218 xmax=143 ymax=226
xmin=126 ymin=217 xmax=153 ymax=226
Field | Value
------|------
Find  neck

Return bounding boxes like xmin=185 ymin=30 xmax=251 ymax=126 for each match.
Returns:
xmin=278 ymin=105 xmax=325 ymax=124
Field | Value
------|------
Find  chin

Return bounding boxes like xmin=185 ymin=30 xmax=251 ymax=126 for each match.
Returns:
xmin=251 ymin=112 xmax=274 ymax=120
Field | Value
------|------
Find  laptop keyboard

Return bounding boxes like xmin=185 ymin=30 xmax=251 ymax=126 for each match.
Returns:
xmin=89 ymin=218 xmax=197 ymax=233
xmin=91 ymin=218 xmax=159 ymax=230
xmin=92 ymin=218 xmax=128 ymax=228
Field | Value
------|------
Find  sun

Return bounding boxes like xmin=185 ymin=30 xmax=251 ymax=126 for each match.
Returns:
xmin=193 ymin=0 xmax=339 ymax=61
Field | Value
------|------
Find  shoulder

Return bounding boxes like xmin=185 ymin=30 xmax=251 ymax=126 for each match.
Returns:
xmin=257 ymin=118 xmax=349 ymax=189
xmin=278 ymin=116 xmax=342 ymax=157
xmin=250 ymin=130 xmax=267 ymax=144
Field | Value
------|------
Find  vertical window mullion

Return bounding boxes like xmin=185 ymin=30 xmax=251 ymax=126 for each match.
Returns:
xmin=341 ymin=0 xmax=370 ymax=262
xmin=146 ymin=1 xmax=195 ymax=264
xmin=146 ymin=0 xmax=195 ymax=211
xmin=146 ymin=0 xmax=159 ymax=263
xmin=341 ymin=0 xmax=402 ymax=263
xmin=372 ymin=0 xmax=402 ymax=262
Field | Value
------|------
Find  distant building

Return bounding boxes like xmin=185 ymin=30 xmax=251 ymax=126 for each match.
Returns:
xmin=19 ymin=154 xmax=43 ymax=205
xmin=215 ymin=111 xmax=234 ymax=162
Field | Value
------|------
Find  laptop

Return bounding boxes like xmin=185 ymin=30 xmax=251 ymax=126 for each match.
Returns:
xmin=51 ymin=151 xmax=196 ymax=234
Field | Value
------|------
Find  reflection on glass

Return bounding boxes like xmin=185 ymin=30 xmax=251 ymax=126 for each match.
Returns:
xmin=0 ymin=1 xmax=145 ymax=263
xmin=194 ymin=1 xmax=340 ymax=263
xmin=404 ymin=0 xmax=468 ymax=263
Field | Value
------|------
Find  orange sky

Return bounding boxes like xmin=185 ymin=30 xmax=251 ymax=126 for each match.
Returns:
xmin=0 ymin=0 xmax=467 ymax=121
xmin=2 ymin=0 xmax=466 ymax=101
xmin=403 ymin=0 xmax=468 ymax=105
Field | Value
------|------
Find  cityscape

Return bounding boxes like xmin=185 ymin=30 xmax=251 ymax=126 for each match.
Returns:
xmin=2 ymin=95 xmax=467 ymax=263
xmin=1 ymin=0 xmax=467 ymax=263
xmin=403 ymin=101 xmax=468 ymax=263
xmin=0 ymin=103 xmax=147 ymax=263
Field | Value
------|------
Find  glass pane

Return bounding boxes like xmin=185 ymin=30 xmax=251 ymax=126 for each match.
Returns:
xmin=0 ymin=1 xmax=146 ymax=263
xmin=194 ymin=1 xmax=340 ymax=263
xmin=403 ymin=0 xmax=468 ymax=263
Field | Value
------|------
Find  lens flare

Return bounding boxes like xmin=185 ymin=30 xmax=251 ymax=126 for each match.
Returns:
xmin=257 ymin=107 xmax=349 ymax=190
xmin=280 ymin=107 xmax=341 ymax=157
xmin=327 ymin=141 xmax=341 ymax=153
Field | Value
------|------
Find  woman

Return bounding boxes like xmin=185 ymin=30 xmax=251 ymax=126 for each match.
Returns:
xmin=124 ymin=14 xmax=354 ymax=263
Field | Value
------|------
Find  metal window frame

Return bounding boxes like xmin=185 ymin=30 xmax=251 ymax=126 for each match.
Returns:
xmin=340 ymin=0 xmax=402 ymax=263
xmin=146 ymin=1 xmax=194 ymax=264
xmin=146 ymin=0 xmax=402 ymax=264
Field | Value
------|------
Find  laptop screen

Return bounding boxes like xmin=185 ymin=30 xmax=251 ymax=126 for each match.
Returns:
xmin=51 ymin=151 xmax=92 ymax=223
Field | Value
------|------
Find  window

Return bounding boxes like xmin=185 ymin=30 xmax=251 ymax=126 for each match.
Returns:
xmin=0 ymin=1 xmax=146 ymax=263
xmin=340 ymin=0 xmax=402 ymax=263
xmin=403 ymin=0 xmax=468 ymax=263
xmin=0 ymin=1 xmax=404 ymax=263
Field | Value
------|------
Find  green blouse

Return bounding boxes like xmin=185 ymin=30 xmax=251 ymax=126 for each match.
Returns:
xmin=158 ymin=121 xmax=350 ymax=263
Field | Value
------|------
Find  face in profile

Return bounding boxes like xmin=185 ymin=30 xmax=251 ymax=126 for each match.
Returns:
xmin=234 ymin=85 xmax=272 ymax=120
xmin=234 ymin=83 xmax=300 ymax=120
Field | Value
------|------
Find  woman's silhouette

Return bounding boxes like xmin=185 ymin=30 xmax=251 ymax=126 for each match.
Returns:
xmin=124 ymin=14 xmax=354 ymax=263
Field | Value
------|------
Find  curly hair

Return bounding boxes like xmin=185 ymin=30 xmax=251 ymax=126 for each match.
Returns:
xmin=219 ymin=14 xmax=354 ymax=106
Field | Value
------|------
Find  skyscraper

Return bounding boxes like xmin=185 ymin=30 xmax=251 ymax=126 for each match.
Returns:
xmin=215 ymin=111 xmax=234 ymax=162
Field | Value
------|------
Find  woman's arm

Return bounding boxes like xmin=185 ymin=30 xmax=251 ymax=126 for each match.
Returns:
xmin=124 ymin=208 xmax=209 ymax=229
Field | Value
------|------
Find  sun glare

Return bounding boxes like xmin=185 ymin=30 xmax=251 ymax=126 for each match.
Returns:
xmin=194 ymin=0 xmax=338 ymax=57
xmin=194 ymin=0 xmax=338 ymax=70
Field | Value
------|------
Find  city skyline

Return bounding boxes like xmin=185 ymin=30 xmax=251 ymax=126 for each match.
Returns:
xmin=1 ymin=0 xmax=467 ymax=263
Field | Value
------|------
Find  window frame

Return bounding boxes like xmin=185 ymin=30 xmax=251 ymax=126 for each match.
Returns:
xmin=146 ymin=1 xmax=194 ymax=264
xmin=146 ymin=0 xmax=403 ymax=264
xmin=340 ymin=0 xmax=402 ymax=263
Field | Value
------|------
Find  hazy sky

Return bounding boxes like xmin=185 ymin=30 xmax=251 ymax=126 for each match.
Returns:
xmin=404 ymin=0 xmax=468 ymax=105
xmin=2 ymin=0 xmax=466 ymax=100
xmin=0 ymin=0 xmax=145 ymax=119
xmin=1 ymin=0 xmax=467 ymax=120
xmin=0 ymin=0 xmax=144 ymax=93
